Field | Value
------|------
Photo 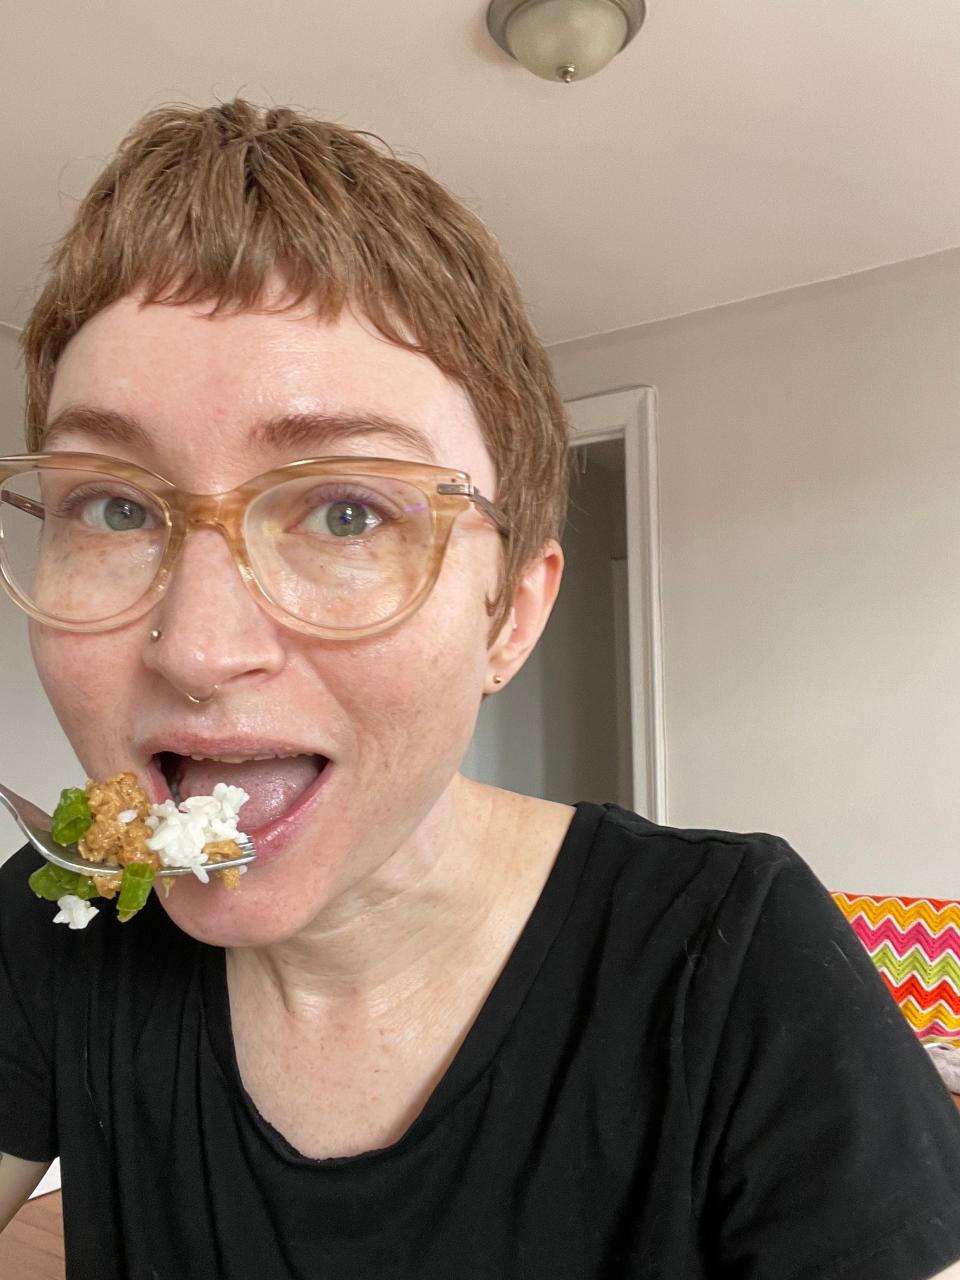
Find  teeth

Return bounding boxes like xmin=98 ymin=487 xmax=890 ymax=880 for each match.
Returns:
xmin=186 ymin=752 xmax=306 ymax=763
xmin=156 ymin=750 xmax=319 ymax=806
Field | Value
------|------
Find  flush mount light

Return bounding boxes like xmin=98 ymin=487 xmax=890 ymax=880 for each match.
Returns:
xmin=486 ymin=0 xmax=646 ymax=83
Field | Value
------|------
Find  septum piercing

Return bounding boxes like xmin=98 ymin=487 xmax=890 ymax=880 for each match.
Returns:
xmin=185 ymin=689 xmax=218 ymax=705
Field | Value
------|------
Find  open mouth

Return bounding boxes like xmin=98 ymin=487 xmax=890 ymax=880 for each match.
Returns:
xmin=154 ymin=750 xmax=330 ymax=834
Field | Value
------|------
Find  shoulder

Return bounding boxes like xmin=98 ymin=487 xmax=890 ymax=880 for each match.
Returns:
xmin=592 ymin=800 xmax=795 ymax=864
xmin=0 ymin=845 xmax=125 ymax=1006
xmin=0 ymin=845 xmax=65 ymax=947
xmin=562 ymin=802 xmax=862 ymax=1008
xmin=0 ymin=842 xmax=184 ymax=975
xmin=580 ymin=800 xmax=802 ymax=919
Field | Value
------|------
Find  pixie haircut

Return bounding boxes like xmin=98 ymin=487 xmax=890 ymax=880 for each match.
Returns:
xmin=21 ymin=98 xmax=569 ymax=641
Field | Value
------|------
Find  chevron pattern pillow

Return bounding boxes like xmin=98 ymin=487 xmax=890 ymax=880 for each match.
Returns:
xmin=832 ymin=892 xmax=960 ymax=1049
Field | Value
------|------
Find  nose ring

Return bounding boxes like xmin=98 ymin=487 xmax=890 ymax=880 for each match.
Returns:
xmin=185 ymin=689 xmax=218 ymax=705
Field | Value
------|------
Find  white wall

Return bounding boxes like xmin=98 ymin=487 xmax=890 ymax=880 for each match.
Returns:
xmin=463 ymin=439 xmax=629 ymax=806
xmin=548 ymin=248 xmax=960 ymax=898
xmin=0 ymin=328 xmax=24 ymax=431
xmin=0 ymin=328 xmax=82 ymax=860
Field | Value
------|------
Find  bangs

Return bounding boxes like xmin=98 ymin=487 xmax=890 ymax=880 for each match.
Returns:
xmin=21 ymin=99 xmax=570 ymax=641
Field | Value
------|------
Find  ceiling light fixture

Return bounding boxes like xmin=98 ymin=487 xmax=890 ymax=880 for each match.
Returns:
xmin=486 ymin=0 xmax=646 ymax=83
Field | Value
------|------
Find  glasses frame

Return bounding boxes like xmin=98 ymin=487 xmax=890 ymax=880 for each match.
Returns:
xmin=0 ymin=452 xmax=510 ymax=638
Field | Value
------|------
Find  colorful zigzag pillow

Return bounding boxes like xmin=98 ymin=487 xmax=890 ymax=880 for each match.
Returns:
xmin=832 ymin=892 xmax=960 ymax=1049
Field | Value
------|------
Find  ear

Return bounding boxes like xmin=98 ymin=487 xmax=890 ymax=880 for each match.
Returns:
xmin=484 ymin=539 xmax=564 ymax=694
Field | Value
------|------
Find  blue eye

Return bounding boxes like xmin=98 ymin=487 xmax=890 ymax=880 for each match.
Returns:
xmin=294 ymin=485 xmax=393 ymax=539
xmin=98 ymin=496 xmax=149 ymax=531
xmin=323 ymin=500 xmax=380 ymax=538
xmin=50 ymin=485 xmax=162 ymax=532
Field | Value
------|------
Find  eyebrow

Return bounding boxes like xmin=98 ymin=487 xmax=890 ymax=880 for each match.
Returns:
xmin=42 ymin=406 xmax=439 ymax=463
xmin=44 ymin=407 xmax=155 ymax=453
xmin=251 ymin=412 xmax=439 ymax=463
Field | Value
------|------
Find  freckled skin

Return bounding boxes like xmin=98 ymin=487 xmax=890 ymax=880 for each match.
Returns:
xmin=29 ymin=292 xmax=563 ymax=952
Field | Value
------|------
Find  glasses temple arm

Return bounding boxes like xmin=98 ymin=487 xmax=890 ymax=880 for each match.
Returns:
xmin=1 ymin=491 xmax=44 ymax=520
xmin=474 ymin=494 xmax=511 ymax=537
xmin=437 ymin=481 xmax=510 ymax=537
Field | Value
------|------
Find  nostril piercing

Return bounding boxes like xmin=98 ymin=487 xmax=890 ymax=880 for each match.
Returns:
xmin=149 ymin=628 xmax=163 ymax=642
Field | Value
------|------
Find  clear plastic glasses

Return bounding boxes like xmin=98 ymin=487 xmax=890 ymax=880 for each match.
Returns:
xmin=0 ymin=452 xmax=509 ymax=638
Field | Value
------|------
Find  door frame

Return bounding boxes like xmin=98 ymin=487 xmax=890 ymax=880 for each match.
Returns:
xmin=565 ymin=387 xmax=667 ymax=823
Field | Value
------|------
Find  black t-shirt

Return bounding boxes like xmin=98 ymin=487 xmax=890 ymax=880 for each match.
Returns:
xmin=3 ymin=801 xmax=960 ymax=1280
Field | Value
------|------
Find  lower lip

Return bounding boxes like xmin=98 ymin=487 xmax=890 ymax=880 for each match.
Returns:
xmin=145 ymin=756 xmax=334 ymax=868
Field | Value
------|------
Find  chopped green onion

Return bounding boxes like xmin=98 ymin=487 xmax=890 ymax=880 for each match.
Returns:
xmin=50 ymin=787 xmax=94 ymax=846
xmin=28 ymin=862 xmax=99 ymax=902
xmin=70 ymin=873 xmax=101 ymax=900
xmin=116 ymin=862 xmax=156 ymax=923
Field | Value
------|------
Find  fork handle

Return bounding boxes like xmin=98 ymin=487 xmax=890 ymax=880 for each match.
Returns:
xmin=0 ymin=781 xmax=53 ymax=834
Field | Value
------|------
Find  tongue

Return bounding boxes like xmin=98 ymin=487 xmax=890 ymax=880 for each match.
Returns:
xmin=175 ymin=755 xmax=322 ymax=831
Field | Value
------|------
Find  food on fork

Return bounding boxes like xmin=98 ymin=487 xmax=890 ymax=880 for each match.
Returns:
xmin=28 ymin=772 xmax=250 ymax=927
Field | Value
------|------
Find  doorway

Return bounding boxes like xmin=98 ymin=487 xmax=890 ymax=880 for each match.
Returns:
xmin=462 ymin=386 xmax=666 ymax=818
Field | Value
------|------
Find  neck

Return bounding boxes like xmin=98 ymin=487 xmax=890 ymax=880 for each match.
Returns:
xmin=230 ymin=776 xmax=529 ymax=1016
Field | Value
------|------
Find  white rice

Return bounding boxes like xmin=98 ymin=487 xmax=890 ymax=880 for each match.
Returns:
xmin=53 ymin=895 xmax=100 ymax=929
xmin=145 ymin=782 xmax=250 ymax=883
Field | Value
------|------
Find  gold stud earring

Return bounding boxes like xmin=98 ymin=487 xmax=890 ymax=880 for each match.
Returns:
xmin=149 ymin=628 xmax=162 ymax=642
xmin=492 ymin=675 xmax=504 ymax=685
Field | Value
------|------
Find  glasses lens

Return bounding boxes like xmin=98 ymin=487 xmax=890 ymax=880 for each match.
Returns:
xmin=0 ymin=467 xmax=168 ymax=624
xmin=245 ymin=472 xmax=434 ymax=630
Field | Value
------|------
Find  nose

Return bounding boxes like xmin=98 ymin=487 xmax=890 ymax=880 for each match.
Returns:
xmin=143 ymin=526 xmax=286 ymax=697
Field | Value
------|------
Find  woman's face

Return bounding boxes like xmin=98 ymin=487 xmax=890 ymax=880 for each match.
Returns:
xmin=30 ymin=292 xmax=524 ymax=946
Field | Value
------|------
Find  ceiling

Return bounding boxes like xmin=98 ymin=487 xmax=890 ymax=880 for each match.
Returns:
xmin=3 ymin=0 xmax=960 ymax=345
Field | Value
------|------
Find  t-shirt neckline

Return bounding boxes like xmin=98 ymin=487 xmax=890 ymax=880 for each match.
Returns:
xmin=201 ymin=799 xmax=607 ymax=1168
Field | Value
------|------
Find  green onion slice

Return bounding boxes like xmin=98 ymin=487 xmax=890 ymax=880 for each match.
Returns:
xmin=28 ymin=863 xmax=99 ymax=902
xmin=50 ymin=788 xmax=94 ymax=846
xmin=116 ymin=862 xmax=156 ymax=923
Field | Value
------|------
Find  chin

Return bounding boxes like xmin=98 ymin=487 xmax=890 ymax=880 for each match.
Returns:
xmin=156 ymin=864 xmax=327 ymax=948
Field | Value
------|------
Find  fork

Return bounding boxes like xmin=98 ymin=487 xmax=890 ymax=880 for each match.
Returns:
xmin=0 ymin=781 xmax=257 ymax=877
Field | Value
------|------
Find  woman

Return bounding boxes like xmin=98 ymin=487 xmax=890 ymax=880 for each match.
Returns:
xmin=1 ymin=99 xmax=959 ymax=1280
